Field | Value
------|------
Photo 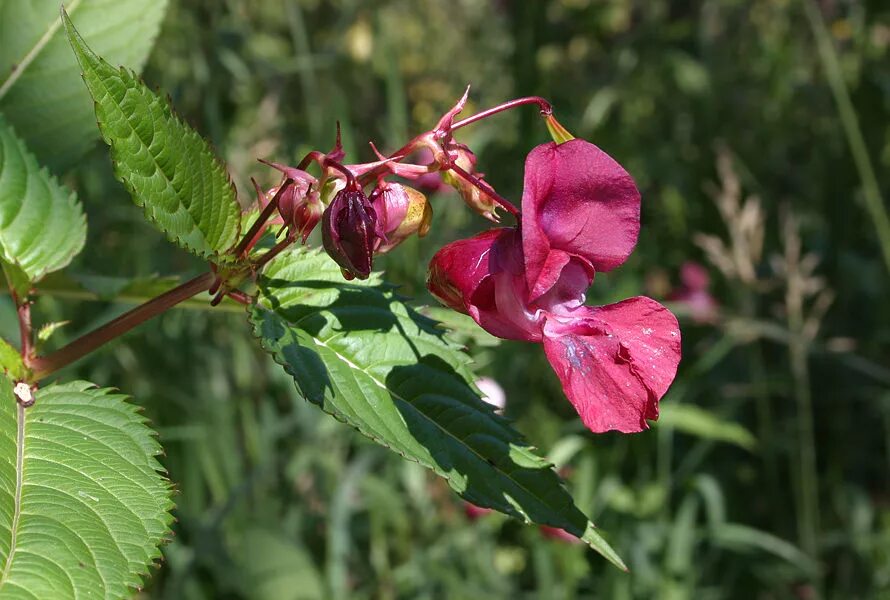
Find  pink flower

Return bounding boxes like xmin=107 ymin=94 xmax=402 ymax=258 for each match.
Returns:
xmin=369 ymin=182 xmax=432 ymax=254
xmin=669 ymin=261 xmax=718 ymax=324
xmin=428 ymin=139 xmax=681 ymax=433
xmin=463 ymin=502 xmax=494 ymax=520
xmin=539 ymin=525 xmax=584 ymax=544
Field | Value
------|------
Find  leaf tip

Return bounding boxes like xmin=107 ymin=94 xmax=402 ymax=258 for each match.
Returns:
xmin=581 ymin=522 xmax=628 ymax=571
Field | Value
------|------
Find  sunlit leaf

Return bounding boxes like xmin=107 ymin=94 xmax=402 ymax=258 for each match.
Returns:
xmin=0 ymin=378 xmax=173 ymax=597
xmin=63 ymin=10 xmax=242 ymax=261
xmin=0 ymin=116 xmax=86 ymax=284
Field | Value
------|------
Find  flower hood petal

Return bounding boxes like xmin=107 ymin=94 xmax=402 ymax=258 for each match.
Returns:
xmin=521 ymin=139 xmax=641 ymax=299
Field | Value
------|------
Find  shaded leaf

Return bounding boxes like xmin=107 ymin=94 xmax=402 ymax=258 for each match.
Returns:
xmin=0 ymin=338 xmax=22 ymax=379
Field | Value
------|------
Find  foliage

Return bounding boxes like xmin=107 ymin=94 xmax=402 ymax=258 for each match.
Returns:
xmin=0 ymin=378 xmax=172 ymax=598
xmin=64 ymin=13 xmax=242 ymax=262
xmin=250 ymin=246 xmax=623 ymax=566
xmin=0 ymin=0 xmax=886 ymax=598
xmin=0 ymin=117 xmax=85 ymax=290
xmin=0 ymin=0 xmax=169 ymax=171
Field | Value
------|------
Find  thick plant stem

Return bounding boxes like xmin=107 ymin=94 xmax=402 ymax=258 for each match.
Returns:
xmin=28 ymin=272 xmax=215 ymax=380
xmin=15 ymin=299 xmax=32 ymax=364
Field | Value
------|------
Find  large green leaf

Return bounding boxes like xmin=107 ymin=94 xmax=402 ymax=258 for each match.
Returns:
xmin=63 ymin=10 xmax=242 ymax=262
xmin=0 ymin=378 xmax=173 ymax=598
xmin=249 ymin=247 xmax=626 ymax=569
xmin=0 ymin=116 xmax=86 ymax=285
xmin=0 ymin=0 xmax=168 ymax=172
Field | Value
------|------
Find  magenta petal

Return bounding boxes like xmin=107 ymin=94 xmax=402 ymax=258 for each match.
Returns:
xmin=521 ymin=139 xmax=641 ymax=295
xmin=528 ymin=248 xmax=572 ymax=302
xmin=427 ymin=228 xmax=505 ymax=314
xmin=542 ymin=297 xmax=681 ymax=433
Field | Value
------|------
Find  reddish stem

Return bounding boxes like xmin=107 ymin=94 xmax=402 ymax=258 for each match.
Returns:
xmin=446 ymin=163 xmax=520 ymax=216
xmin=16 ymin=298 xmax=32 ymax=364
xmin=226 ymin=289 xmax=252 ymax=305
xmin=449 ymin=96 xmax=553 ymax=132
xmin=252 ymin=234 xmax=296 ymax=270
xmin=28 ymin=272 xmax=216 ymax=380
xmin=236 ymin=180 xmax=293 ymax=257
xmin=296 ymin=150 xmax=327 ymax=171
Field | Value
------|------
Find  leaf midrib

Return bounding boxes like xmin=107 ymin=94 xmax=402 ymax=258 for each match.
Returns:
xmin=0 ymin=0 xmax=85 ymax=101
xmin=87 ymin=64 xmax=227 ymax=256
xmin=0 ymin=402 xmax=26 ymax=586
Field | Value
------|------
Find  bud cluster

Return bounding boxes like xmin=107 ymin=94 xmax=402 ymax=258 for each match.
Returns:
xmin=243 ymin=89 xmax=562 ymax=282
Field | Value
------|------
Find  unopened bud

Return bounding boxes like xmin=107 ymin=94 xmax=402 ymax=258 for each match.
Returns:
xmin=370 ymin=183 xmax=432 ymax=254
xmin=440 ymin=145 xmax=500 ymax=222
xmin=274 ymin=180 xmax=324 ymax=243
xmin=321 ymin=187 xmax=381 ymax=280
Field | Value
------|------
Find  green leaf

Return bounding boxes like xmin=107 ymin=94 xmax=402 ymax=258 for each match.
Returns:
xmin=418 ymin=306 xmax=502 ymax=347
xmin=0 ymin=0 xmax=169 ymax=172
xmin=62 ymin=10 xmax=242 ymax=261
xmin=0 ymin=377 xmax=173 ymax=598
xmin=657 ymin=403 xmax=757 ymax=451
xmin=0 ymin=260 xmax=29 ymax=301
xmin=36 ymin=320 xmax=68 ymax=343
xmin=249 ymin=247 xmax=626 ymax=569
xmin=713 ymin=523 xmax=819 ymax=576
xmin=0 ymin=116 xmax=86 ymax=283
xmin=0 ymin=338 xmax=23 ymax=380
xmin=235 ymin=528 xmax=324 ymax=600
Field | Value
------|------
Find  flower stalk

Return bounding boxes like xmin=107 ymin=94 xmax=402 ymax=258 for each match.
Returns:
xmin=28 ymin=272 xmax=216 ymax=380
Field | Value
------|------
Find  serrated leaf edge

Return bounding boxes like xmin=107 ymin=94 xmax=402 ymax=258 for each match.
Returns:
xmin=0 ymin=380 xmax=175 ymax=595
xmin=62 ymin=9 xmax=241 ymax=262
xmin=247 ymin=289 xmax=625 ymax=568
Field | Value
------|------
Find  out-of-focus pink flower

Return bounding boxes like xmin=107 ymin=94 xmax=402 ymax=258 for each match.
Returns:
xmin=463 ymin=502 xmax=493 ymax=520
xmin=539 ymin=525 xmax=584 ymax=544
xmin=428 ymin=139 xmax=681 ymax=434
xmin=669 ymin=261 xmax=718 ymax=324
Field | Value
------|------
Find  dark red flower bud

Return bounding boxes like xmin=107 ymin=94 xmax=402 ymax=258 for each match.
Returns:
xmin=321 ymin=187 xmax=381 ymax=280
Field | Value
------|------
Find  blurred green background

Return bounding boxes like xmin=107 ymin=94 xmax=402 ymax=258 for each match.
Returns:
xmin=17 ymin=0 xmax=890 ymax=597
